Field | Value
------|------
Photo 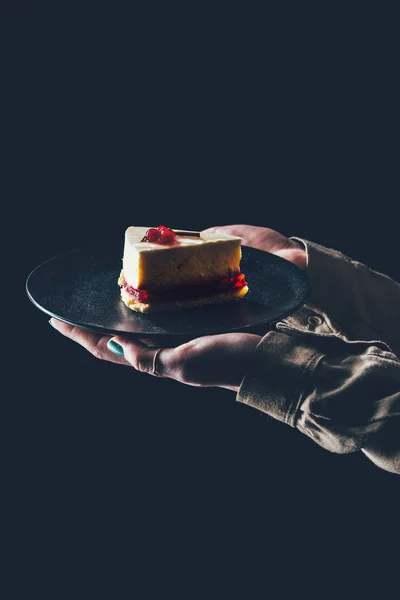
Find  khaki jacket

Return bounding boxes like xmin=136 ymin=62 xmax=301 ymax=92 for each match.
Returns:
xmin=237 ymin=239 xmax=400 ymax=474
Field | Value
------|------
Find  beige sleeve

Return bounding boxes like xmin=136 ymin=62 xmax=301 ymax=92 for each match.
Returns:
xmin=237 ymin=240 xmax=400 ymax=474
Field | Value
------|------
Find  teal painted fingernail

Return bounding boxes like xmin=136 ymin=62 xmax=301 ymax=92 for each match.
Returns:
xmin=107 ymin=340 xmax=124 ymax=357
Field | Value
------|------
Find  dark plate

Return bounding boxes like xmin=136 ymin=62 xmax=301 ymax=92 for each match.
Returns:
xmin=26 ymin=243 xmax=310 ymax=338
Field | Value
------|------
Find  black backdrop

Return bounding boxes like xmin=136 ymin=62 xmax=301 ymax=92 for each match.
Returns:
xmin=2 ymin=3 xmax=399 ymax=598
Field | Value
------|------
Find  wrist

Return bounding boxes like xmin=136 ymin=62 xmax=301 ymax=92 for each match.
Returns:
xmin=287 ymin=238 xmax=307 ymax=270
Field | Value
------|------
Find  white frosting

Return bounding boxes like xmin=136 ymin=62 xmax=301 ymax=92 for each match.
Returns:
xmin=125 ymin=227 xmax=242 ymax=251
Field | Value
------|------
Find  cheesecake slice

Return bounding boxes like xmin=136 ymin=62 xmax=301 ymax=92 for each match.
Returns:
xmin=118 ymin=225 xmax=249 ymax=312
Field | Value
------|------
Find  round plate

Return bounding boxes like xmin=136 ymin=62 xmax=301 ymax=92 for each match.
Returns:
xmin=26 ymin=243 xmax=310 ymax=338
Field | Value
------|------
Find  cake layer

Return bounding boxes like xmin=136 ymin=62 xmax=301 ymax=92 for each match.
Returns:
xmin=122 ymin=227 xmax=243 ymax=292
xmin=119 ymin=277 xmax=249 ymax=313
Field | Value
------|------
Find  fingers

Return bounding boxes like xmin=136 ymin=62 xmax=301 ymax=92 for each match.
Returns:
xmin=202 ymin=225 xmax=306 ymax=269
xmin=202 ymin=224 xmax=248 ymax=236
xmin=49 ymin=318 xmax=129 ymax=365
xmin=49 ymin=318 xmax=176 ymax=375
xmin=202 ymin=224 xmax=274 ymax=250
xmin=110 ymin=336 xmax=173 ymax=377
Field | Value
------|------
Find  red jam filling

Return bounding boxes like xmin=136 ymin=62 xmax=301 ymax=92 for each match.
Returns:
xmin=121 ymin=273 xmax=247 ymax=304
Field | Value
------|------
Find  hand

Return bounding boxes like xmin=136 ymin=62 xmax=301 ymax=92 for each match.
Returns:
xmin=202 ymin=224 xmax=307 ymax=270
xmin=49 ymin=319 xmax=262 ymax=393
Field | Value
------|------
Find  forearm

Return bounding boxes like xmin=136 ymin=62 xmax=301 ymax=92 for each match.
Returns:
xmin=238 ymin=328 xmax=400 ymax=474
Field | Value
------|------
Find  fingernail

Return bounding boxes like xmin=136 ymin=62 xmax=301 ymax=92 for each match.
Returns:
xmin=49 ymin=318 xmax=58 ymax=330
xmin=107 ymin=339 xmax=124 ymax=357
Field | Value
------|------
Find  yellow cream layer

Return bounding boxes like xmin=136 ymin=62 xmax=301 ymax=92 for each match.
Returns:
xmin=122 ymin=227 xmax=243 ymax=291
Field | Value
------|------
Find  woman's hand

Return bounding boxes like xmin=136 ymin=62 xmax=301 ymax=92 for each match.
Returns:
xmin=202 ymin=224 xmax=307 ymax=270
xmin=49 ymin=319 xmax=261 ymax=392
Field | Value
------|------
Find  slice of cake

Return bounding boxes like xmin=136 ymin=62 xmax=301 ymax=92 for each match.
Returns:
xmin=118 ymin=225 xmax=249 ymax=312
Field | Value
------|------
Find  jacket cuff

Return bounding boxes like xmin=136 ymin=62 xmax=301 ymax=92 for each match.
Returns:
xmin=237 ymin=330 xmax=322 ymax=426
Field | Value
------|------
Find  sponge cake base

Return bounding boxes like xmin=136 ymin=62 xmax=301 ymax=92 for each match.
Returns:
xmin=119 ymin=279 xmax=249 ymax=313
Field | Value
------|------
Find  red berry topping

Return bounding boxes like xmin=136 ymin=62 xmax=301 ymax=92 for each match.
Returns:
xmin=146 ymin=228 xmax=160 ymax=242
xmin=157 ymin=227 xmax=174 ymax=244
xmin=141 ymin=225 xmax=177 ymax=245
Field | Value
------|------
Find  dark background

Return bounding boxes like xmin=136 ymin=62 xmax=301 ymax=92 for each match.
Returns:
xmin=2 ymin=3 xmax=399 ymax=597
